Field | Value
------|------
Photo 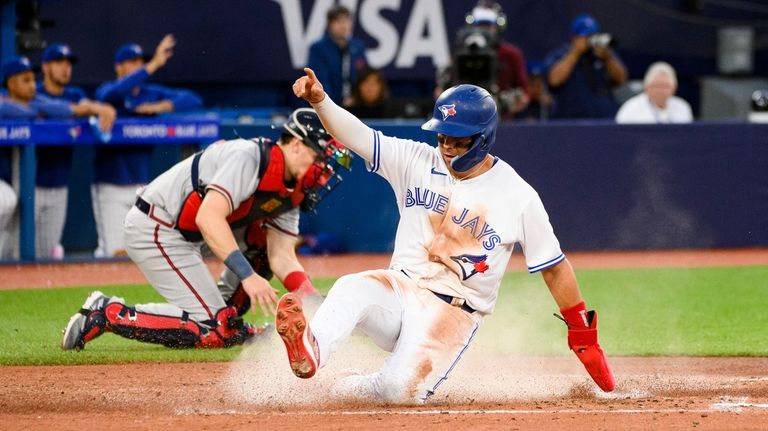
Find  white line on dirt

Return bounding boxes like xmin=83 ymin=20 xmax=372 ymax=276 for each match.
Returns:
xmin=176 ymin=406 xmax=766 ymax=417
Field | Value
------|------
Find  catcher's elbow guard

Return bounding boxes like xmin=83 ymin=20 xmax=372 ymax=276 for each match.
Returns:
xmin=567 ymin=310 xmax=616 ymax=392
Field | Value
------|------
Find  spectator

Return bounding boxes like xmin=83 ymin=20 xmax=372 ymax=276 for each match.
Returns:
xmin=436 ymin=1 xmax=529 ymax=119
xmin=347 ymin=67 xmax=393 ymax=119
xmin=0 ymin=150 xmax=16 ymax=260
xmin=94 ymin=34 xmax=202 ymax=257
xmin=307 ymin=5 xmax=367 ymax=107
xmin=518 ymin=60 xmax=554 ymax=122
xmin=616 ymin=62 xmax=693 ymax=124
xmin=545 ymin=13 xmax=627 ymax=119
xmin=36 ymin=43 xmax=117 ymax=259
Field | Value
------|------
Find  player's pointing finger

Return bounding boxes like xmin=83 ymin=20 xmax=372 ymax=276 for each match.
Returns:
xmin=304 ymin=67 xmax=318 ymax=82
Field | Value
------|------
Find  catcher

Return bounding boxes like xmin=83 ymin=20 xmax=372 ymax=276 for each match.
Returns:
xmin=61 ymin=108 xmax=352 ymax=350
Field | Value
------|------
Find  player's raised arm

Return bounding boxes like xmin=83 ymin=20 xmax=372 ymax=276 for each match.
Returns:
xmin=293 ymin=67 xmax=375 ymax=162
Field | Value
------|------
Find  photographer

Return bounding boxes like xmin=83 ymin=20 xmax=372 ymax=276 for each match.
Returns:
xmin=435 ymin=1 xmax=528 ymax=119
xmin=545 ymin=13 xmax=627 ymax=119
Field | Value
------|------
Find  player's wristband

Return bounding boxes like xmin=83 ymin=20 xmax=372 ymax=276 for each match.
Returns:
xmin=224 ymin=250 xmax=255 ymax=281
xmin=284 ymin=271 xmax=311 ymax=292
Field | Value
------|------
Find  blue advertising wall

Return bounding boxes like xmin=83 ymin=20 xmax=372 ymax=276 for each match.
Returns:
xmin=242 ymin=121 xmax=768 ymax=252
xmin=4 ymin=119 xmax=767 ymax=257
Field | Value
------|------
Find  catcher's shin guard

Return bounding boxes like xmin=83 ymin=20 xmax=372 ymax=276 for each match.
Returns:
xmin=104 ymin=303 xmax=257 ymax=349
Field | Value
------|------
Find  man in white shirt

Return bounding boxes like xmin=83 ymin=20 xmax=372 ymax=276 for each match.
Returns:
xmin=616 ymin=61 xmax=693 ymax=124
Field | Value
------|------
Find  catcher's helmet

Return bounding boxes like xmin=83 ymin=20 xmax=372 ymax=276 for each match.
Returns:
xmin=421 ymin=84 xmax=498 ymax=172
xmin=281 ymin=108 xmax=353 ymax=212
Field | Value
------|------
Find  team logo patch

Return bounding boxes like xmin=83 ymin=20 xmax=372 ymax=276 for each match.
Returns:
xmin=450 ymin=254 xmax=489 ymax=281
xmin=260 ymin=198 xmax=283 ymax=212
xmin=438 ymin=104 xmax=457 ymax=120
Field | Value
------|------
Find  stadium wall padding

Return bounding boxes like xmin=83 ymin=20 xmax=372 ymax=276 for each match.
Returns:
xmin=60 ymin=121 xmax=768 ymax=253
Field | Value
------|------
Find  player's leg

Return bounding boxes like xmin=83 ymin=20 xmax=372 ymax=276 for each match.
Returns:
xmin=34 ymin=186 xmax=67 ymax=259
xmin=61 ymin=207 xmax=260 ymax=350
xmin=276 ymin=269 xmax=403 ymax=378
xmin=375 ymin=286 xmax=480 ymax=403
xmin=0 ymin=180 xmax=17 ymax=259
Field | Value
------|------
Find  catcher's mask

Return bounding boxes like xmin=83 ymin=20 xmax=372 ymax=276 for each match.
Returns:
xmin=280 ymin=108 xmax=353 ymax=212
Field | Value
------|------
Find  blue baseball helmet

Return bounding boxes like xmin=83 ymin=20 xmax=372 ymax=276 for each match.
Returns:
xmin=421 ymin=84 xmax=498 ymax=172
xmin=570 ymin=13 xmax=600 ymax=37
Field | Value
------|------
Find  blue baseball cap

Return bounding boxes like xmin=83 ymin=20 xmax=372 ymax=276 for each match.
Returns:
xmin=114 ymin=43 xmax=151 ymax=64
xmin=2 ymin=56 xmax=36 ymax=87
xmin=42 ymin=42 xmax=78 ymax=64
xmin=570 ymin=13 xmax=600 ymax=37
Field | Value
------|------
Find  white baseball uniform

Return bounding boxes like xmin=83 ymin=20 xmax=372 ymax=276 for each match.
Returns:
xmin=123 ymin=138 xmax=299 ymax=322
xmin=0 ymin=179 xmax=17 ymax=260
xmin=308 ymin=96 xmax=565 ymax=402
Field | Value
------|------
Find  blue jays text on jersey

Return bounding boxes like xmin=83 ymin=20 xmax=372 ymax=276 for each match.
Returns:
xmin=405 ymin=186 xmax=501 ymax=251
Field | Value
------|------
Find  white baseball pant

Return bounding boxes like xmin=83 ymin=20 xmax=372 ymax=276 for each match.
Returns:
xmin=92 ymin=183 xmax=140 ymax=257
xmin=35 ymin=186 xmax=67 ymax=259
xmin=311 ymin=269 xmax=482 ymax=403
xmin=0 ymin=179 xmax=17 ymax=260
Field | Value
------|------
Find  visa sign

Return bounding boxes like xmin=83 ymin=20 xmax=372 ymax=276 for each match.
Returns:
xmin=271 ymin=0 xmax=450 ymax=69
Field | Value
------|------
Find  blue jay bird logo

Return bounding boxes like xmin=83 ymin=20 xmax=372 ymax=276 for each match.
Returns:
xmin=438 ymin=104 xmax=457 ymax=120
xmin=450 ymin=254 xmax=490 ymax=280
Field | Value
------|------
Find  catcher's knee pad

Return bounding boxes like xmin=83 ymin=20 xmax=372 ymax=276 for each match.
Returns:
xmin=104 ymin=303 xmax=253 ymax=349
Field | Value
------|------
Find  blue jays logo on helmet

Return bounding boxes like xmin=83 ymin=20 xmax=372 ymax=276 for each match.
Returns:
xmin=450 ymin=254 xmax=490 ymax=281
xmin=421 ymin=84 xmax=498 ymax=173
xmin=438 ymin=104 xmax=457 ymax=120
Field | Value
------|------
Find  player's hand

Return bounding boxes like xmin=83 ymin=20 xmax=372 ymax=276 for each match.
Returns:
xmin=96 ymin=103 xmax=117 ymax=133
xmin=241 ymin=274 xmax=279 ymax=317
xmin=146 ymin=34 xmax=175 ymax=73
xmin=293 ymin=68 xmax=326 ymax=104
xmin=134 ymin=100 xmax=174 ymax=115
xmin=559 ymin=302 xmax=615 ymax=392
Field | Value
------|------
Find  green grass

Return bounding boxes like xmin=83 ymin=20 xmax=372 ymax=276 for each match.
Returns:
xmin=1 ymin=266 xmax=766 ymax=365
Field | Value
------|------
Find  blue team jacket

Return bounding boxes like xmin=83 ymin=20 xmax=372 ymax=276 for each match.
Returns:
xmin=94 ymin=67 xmax=203 ymax=185
xmin=35 ymin=84 xmax=86 ymax=188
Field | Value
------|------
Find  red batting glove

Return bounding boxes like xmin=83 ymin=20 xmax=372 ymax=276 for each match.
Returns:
xmin=559 ymin=301 xmax=616 ymax=392
xmin=283 ymin=271 xmax=318 ymax=298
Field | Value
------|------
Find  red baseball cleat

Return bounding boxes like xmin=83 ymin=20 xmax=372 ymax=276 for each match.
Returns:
xmin=276 ymin=293 xmax=319 ymax=378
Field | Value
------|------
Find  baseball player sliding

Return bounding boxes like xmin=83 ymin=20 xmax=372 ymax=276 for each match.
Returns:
xmin=276 ymin=68 xmax=615 ymax=403
xmin=61 ymin=108 xmax=351 ymax=350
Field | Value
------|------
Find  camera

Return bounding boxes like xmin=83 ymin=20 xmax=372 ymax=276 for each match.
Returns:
xmin=452 ymin=24 xmax=499 ymax=93
xmin=588 ymin=33 xmax=614 ymax=48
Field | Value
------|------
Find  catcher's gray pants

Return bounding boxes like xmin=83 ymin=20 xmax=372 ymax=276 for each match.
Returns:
xmin=123 ymin=206 xmax=227 ymax=322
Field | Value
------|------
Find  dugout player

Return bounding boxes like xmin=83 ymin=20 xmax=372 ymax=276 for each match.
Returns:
xmin=275 ymin=68 xmax=615 ymax=403
xmin=93 ymin=34 xmax=202 ymax=258
xmin=61 ymin=108 xmax=352 ymax=350
xmin=36 ymin=43 xmax=117 ymax=259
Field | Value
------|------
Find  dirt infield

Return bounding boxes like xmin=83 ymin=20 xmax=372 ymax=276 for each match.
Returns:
xmin=1 ymin=249 xmax=767 ymax=429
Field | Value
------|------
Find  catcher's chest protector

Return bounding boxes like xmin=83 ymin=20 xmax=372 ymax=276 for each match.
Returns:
xmin=176 ymin=140 xmax=305 ymax=242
